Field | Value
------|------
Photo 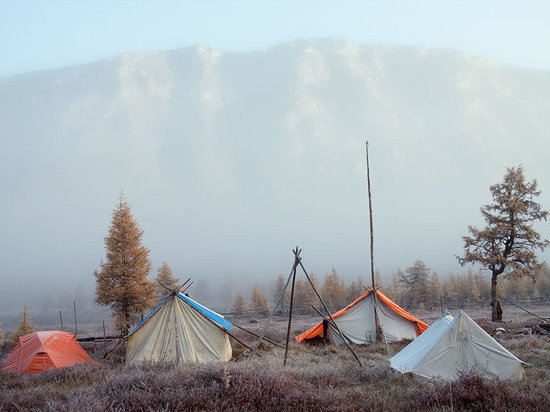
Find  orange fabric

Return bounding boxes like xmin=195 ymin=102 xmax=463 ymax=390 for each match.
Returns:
xmin=295 ymin=290 xmax=429 ymax=342
xmin=2 ymin=331 xmax=92 ymax=374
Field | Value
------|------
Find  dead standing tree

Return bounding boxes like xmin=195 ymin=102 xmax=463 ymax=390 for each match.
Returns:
xmin=248 ymin=247 xmax=363 ymax=367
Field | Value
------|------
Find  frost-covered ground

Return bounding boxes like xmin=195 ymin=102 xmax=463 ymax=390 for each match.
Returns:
xmin=1 ymin=307 xmax=549 ymax=411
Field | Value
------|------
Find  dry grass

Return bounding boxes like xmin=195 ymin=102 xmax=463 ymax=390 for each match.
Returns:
xmin=1 ymin=312 xmax=550 ymax=411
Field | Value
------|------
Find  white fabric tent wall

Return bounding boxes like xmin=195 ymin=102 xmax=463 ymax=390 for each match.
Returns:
xmin=327 ymin=293 xmax=419 ymax=344
xmin=126 ymin=294 xmax=232 ymax=365
xmin=390 ymin=310 xmax=525 ymax=380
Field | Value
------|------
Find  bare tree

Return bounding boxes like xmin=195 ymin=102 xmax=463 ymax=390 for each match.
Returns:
xmin=457 ymin=166 xmax=549 ymax=321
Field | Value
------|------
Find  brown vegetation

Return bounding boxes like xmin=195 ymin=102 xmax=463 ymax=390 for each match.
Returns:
xmin=1 ymin=312 xmax=550 ymax=411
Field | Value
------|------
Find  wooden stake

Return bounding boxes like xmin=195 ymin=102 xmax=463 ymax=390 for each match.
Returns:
xmin=73 ymin=301 xmax=78 ymax=336
xmin=103 ymin=320 xmax=107 ymax=356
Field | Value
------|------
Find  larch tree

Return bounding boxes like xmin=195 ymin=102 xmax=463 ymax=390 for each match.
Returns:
xmin=232 ymin=293 xmax=246 ymax=313
xmin=154 ymin=262 xmax=180 ymax=303
xmin=9 ymin=301 xmax=35 ymax=344
xmin=321 ymin=267 xmax=346 ymax=311
xmin=95 ymin=196 xmax=156 ymax=335
xmin=273 ymin=273 xmax=289 ymax=314
xmin=458 ymin=166 xmax=549 ymax=321
xmin=248 ymin=283 xmax=270 ymax=315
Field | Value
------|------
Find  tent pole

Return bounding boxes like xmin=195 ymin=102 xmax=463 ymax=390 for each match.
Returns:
xmin=283 ymin=264 xmax=298 ymax=365
xmin=231 ymin=324 xmax=284 ymax=349
xmin=59 ymin=310 xmax=64 ymax=331
xmin=294 ymin=248 xmax=363 ymax=367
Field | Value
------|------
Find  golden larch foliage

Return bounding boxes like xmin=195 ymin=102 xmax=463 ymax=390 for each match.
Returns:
xmin=232 ymin=293 xmax=245 ymax=313
xmin=248 ymin=284 xmax=270 ymax=315
xmin=94 ymin=196 xmax=156 ymax=335
xmin=154 ymin=262 xmax=180 ymax=303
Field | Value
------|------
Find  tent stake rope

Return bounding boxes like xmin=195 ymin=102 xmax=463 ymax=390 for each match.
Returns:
xmin=497 ymin=294 xmax=548 ymax=323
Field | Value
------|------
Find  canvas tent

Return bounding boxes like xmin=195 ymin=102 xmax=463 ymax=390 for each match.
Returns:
xmin=126 ymin=291 xmax=233 ymax=365
xmin=2 ymin=331 xmax=92 ymax=374
xmin=296 ymin=289 xmax=428 ymax=344
xmin=390 ymin=310 xmax=525 ymax=380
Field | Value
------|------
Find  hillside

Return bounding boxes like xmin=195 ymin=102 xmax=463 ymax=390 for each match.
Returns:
xmin=1 ymin=39 xmax=549 ymax=312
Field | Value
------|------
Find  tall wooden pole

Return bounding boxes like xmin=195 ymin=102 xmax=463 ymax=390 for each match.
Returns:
xmin=366 ymin=141 xmax=383 ymax=343
xmin=59 ymin=310 xmax=64 ymax=331
xmin=283 ymin=265 xmax=297 ymax=366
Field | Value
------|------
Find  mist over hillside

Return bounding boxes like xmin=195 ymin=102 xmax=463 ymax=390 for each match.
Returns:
xmin=1 ymin=39 xmax=549 ymax=313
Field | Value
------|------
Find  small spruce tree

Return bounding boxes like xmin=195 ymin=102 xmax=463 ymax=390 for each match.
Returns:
xmin=10 ymin=302 xmax=35 ymax=344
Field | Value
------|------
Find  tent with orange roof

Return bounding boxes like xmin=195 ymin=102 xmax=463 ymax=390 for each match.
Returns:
xmin=296 ymin=289 xmax=428 ymax=344
xmin=2 ymin=331 xmax=93 ymax=374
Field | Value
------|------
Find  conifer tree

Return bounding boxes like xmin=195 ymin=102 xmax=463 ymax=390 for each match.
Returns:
xmin=232 ymin=293 xmax=246 ymax=313
xmin=273 ymin=273 xmax=289 ymax=314
xmin=95 ymin=195 xmax=156 ymax=335
xmin=248 ymin=284 xmax=270 ymax=315
xmin=399 ymin=260 xmax=430 ymax=306
xmin=0 ymin=323 xmax=4 ymax=342
xmin=321 ymin=267 xmax=346 ymax=310
xmin=9 ymin=302 xmax=35 ymax=344
xmin=154 ymin=262 xmax=180 ymax=303
xmin=458 ymin=166 xmax=549 ymax=321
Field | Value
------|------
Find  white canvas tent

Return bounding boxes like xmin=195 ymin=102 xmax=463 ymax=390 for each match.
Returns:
xmin=296 ymin=289 xmax=428 ymax=344
xmin=390 ymin=310 xmax=525 ymax=380
xmin=126 ymin=292 xmax=233 ymax=365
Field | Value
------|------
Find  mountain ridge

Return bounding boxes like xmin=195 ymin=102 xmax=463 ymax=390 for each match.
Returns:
xmin=1 ymin=39 xmax=549 ymax=311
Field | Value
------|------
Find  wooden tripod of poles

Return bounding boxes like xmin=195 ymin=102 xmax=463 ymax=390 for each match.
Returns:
xmin=247 ymin=247 xmax=363 ymax=367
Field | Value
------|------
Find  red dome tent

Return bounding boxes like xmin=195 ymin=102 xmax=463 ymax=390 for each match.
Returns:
xmin=2 ymin=331 xmax=93 ymax=374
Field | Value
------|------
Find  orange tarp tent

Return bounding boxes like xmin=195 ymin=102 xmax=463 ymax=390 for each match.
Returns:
xmin=296 ymin=289 xmax=429 ymax=344
xmin=2 ymin=331 xmax=93 ymax=374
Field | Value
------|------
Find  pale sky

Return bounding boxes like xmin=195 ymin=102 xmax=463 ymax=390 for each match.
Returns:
xmin=2 ymin=0 xmax=550 ymax=76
